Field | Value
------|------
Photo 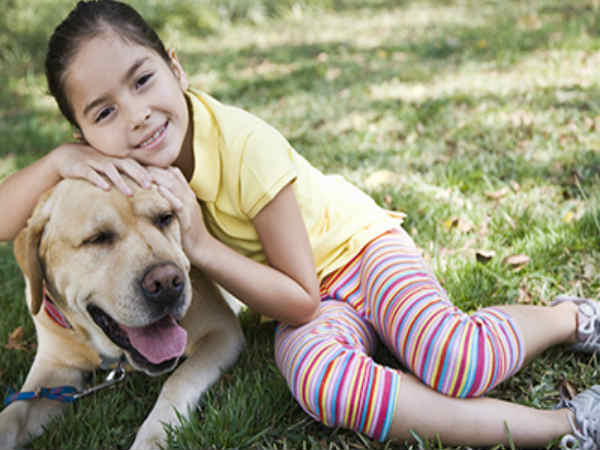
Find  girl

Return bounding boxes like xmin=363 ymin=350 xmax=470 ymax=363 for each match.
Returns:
xmin=1 ymin=1 xmax=599 ymax=448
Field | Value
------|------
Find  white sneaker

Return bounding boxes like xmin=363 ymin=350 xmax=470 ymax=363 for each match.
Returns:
xmin=551 ymin=295 xmax=600 ymax=354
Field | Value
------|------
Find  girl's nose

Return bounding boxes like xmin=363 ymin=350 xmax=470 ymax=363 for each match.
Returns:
xmin=130 ymin=108 xmax=152 ymax=130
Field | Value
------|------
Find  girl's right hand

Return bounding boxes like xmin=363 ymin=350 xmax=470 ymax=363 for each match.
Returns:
xmin=52 ymin=143 xmax=151 ymax=196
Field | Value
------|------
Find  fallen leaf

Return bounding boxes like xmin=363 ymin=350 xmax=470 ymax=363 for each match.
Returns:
xmin=9 ymin=326 xmax=24 ymax=342
xmin=560 ymin=379 xmax=577 ymax=401
xmin=443 ymin=216 xmax=459 ymax=231
xmin=485 ymin=187 xmax=510 ymax=200
xmin=476 ymin=250 xmax=496 ymax=263
xmin=457 ymin=218 xmax=474 ymax=233
xmin=503 ymin=254 xmax=531 ymax=269
xmin=5 ymin=326 xmax=28 ymax=351
xmin=443 ymin=216 xmax=474 ymax=233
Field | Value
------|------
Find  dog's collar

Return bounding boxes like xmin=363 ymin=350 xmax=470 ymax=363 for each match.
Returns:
xmin=43 ymin=285 xmax=72 ymax=329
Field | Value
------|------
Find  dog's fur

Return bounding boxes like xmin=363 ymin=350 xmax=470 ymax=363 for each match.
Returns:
xmin=0 ymin=178 xmax=244 ymax=449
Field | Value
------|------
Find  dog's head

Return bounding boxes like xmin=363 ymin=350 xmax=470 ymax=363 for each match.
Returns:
xmin=14 ymin=178 xmax=192 ymax=376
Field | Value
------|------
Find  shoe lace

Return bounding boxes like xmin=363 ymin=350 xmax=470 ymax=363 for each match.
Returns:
xmin=576 ymin=301 xmax=600 ymax=352
xmin=559 ymin=387 xmax=600 ymax=450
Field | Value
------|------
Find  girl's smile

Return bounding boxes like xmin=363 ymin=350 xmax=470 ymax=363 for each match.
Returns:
xmin=65 ymin=30 xmax=191 ymax=169
xmin=136 ymin=120 xmax=169 ymax=149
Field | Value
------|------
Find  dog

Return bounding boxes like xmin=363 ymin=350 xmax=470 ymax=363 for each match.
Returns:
xmin=0 ymin=177 xmax=244 ymax=450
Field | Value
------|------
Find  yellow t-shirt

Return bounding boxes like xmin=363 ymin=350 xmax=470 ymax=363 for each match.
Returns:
xmin=187 ymin=89 xmax=404 ymax=282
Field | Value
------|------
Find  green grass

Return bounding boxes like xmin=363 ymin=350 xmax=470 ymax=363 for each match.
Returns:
xmin=2 ymin=0 xmax=600 ymax=448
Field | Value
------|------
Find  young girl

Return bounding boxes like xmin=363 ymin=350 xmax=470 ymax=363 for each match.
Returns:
xmin=1 ymin=1 xmax=599 ymax=448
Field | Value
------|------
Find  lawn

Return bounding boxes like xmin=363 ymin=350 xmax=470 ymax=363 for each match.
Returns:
xmin=2 ymin=0 xmax=600 ymax=449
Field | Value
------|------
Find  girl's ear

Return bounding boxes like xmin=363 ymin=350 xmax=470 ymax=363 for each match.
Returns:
xmin=73 ymin=130 xmax=87 ymax=144
xmin=168 ymin=49 xmax=189 ymax=91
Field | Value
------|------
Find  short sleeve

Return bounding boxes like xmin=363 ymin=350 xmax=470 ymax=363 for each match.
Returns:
xmin=239 ymin=121 xmax=297 ymax=218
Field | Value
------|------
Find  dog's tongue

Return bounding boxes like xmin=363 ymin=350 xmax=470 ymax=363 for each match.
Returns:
xmin=122 ymin=316 xmax=187 ymax=364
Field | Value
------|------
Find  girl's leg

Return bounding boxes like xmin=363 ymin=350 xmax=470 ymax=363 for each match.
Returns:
xmin=352 ymin=228 xmax=583 ymax=445
xmin=359 ymin=228 xmax=577 ymax=397
xmin=389 ymin=371 xmax=572 ymax=446
xmin=275 ymin=300 xmax=401 ymax=441
xmin=493 ymin=301 xmax=577 ymax=365
xmin=274 ymin=299 xmax=574 ymax=447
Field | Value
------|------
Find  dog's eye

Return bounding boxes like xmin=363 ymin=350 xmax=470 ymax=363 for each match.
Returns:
xmin=82 ymin=231 xmax=115 ymax=246
xmin=154 ymin=212 xmax=174 ymax=229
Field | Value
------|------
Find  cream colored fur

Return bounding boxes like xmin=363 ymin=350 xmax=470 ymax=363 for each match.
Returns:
xmin=0 ymin=178 xmax=244 ymax=450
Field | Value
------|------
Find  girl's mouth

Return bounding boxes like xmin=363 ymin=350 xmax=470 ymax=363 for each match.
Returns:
xmin=137 ymin=121 xmax=168 ymax=149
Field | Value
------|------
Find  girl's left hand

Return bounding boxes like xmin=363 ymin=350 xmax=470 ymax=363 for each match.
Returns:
xmin=148 ymin=167 xmax=210 ymax=256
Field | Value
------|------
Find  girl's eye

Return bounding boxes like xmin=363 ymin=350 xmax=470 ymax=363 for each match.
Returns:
xmin=135 ymin=73 xmax=153 ymax=89
xmin=95 ymin=107 xmax=114 ymax=123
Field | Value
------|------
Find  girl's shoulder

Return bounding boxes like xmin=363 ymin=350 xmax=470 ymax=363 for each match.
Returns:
xmin=188 ymin=88 xmax=290 ymax=153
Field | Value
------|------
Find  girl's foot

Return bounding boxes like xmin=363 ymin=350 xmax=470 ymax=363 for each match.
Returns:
xmin=556 ymin=385 xmax=600 ymax=450
xmin=551 ymin=296 xmax=600 ymax=353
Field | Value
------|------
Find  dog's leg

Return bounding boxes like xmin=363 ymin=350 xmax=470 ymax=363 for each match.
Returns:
xmin=0 ymin=352 xmax=85 ymax=449
xmin=129 ymin=326 xmax=243 ymax=450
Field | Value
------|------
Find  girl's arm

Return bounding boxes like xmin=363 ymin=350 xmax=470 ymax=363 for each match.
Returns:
xmin=152 ymin=167 xmax=320 ymax=326
xmin=0 ymin=143 xmax=150 ymax=242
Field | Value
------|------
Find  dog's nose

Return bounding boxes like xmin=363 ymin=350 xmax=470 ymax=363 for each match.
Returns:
xmin=141 ymin=263 xmax=184 ymax=306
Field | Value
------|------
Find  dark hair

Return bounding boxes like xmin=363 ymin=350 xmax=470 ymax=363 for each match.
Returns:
xmin=45 ymin=0 xmax=170 ymax=127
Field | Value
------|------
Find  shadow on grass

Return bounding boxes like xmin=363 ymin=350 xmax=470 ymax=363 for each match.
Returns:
xmin=2 ymin=0 xmax=597 ymax=172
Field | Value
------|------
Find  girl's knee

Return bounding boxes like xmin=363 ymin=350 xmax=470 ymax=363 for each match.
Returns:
xmin=413 ymin=311 xmax=524 ymax=398
xmin=285 ymin=344 xmax=400 ymax=441
xmin=274 ymin=302 xmax=399 ymax=441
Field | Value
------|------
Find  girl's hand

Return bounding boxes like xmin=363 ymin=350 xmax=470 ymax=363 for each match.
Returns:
xmin=52 ymin=143 xmax=151 ymax=196
xmin=148 ymin=166 xmax=210 ymax=256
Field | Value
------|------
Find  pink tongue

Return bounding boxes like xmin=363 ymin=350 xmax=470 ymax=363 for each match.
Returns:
xmin=123 ymin=316 xmax=187 ymax=364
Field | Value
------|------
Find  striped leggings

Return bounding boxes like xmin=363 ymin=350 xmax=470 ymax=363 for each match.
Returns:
xmin=274 ymin=228 xmax=524 ymax=441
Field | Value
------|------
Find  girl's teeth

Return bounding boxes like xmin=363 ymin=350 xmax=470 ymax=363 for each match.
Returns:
xmin=141 ymin=126 xmax=163 ymax=146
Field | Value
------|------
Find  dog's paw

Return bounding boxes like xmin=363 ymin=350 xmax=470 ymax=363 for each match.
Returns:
xmin=128 ymin=424 xmax=167 ymax=450
xmin=0 ymin=407 xmax=24 ymax=449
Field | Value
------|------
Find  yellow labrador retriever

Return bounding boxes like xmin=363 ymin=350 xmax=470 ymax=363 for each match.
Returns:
xmin=0 ymin=178 xmax=244 ymax=450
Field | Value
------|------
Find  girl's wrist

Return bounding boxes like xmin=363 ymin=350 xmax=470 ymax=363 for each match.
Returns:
xmin=44 ymin=148 xmax=66 ymax=183
xmin=186 ymin=231 xmax=220 ymax=270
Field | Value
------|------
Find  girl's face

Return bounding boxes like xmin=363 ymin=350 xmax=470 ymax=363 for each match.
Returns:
xmin=65 ymin=30 xmax=190 ymax=168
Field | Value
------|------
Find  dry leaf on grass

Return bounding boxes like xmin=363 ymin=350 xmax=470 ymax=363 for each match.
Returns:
xmin=560 ymin=379 xmax=577 ymax=401
xmin=476 ymin=250 xmax=496 ymax=263
xmin=443 ymin=216 xmax=474 ymax=233
xmin=485 ymin=187 xmax=510 ymax=200
xmin=503 ymin=254 xmax=531 ymax=269
xmin=4 ymin=326 xmax=33 ymax=352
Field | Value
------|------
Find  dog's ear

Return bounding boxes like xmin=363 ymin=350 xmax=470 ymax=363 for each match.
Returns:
xmin=14 ymin=190 xmax=54 ymax=315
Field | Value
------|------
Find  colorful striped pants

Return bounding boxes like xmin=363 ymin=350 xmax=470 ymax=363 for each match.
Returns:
xmin=274 ymin=227 xmax=524 ymax=441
